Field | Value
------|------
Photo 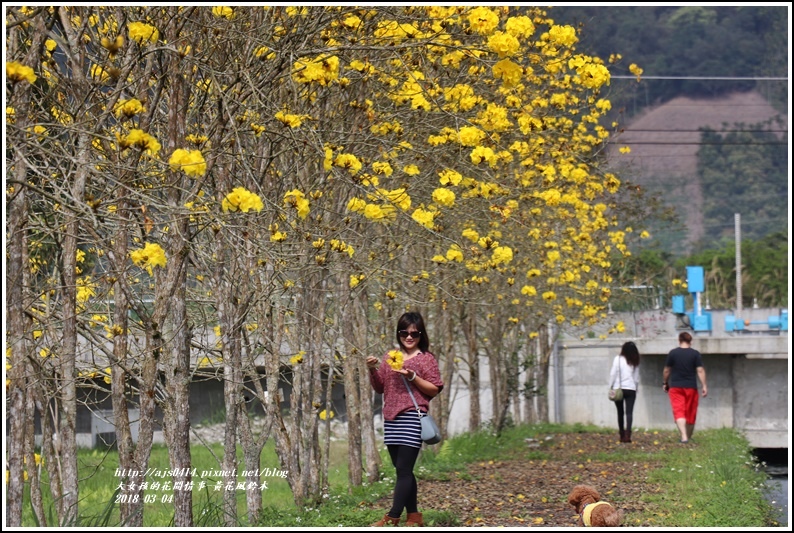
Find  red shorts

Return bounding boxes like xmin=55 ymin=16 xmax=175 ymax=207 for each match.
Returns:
xmin=668 ymin=387 xmax=699 ymax=424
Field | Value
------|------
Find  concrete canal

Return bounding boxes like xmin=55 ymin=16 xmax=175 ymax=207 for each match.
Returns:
xmin=754 ymin=448 xmax=789 ymax=526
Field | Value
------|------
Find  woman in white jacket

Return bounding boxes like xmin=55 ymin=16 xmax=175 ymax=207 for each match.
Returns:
xmin=610 ymin=341 xmax=641 ymax=443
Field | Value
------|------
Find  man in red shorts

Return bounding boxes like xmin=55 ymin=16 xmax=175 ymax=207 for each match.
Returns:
xmin=662 ymin=331 xmax=708 ymax=443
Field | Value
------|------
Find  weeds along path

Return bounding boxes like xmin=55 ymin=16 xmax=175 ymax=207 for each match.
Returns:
xmin=367 ymin=431 xmax=672 ymax=527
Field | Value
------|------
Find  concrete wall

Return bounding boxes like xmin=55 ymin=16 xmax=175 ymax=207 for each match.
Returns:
xmin=552 ymin=344 xmax=758 ymax=439
xmin=445 ymin=307 xmax=789 ymax=448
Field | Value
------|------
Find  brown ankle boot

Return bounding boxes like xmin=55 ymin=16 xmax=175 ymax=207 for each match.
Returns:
xmin=619 ymin=430 xmax=626 ymax=442
xmin=371 ymin=514 xmax=400 ymax=527
xmin=405 ymin=512 xmax=424 ymax=527
xmin=625 ymin=430 xmax=632 ymax=443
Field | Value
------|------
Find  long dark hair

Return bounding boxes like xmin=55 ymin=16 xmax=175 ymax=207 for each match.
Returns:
xmin=396 ymin=311 xmax=430 ymax=352
xmin=620 ymin=341 xmax=640 ymax=368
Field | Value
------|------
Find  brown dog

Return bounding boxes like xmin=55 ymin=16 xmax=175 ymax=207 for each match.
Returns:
xmin=567 ymin=484 xmax=624 ymax=527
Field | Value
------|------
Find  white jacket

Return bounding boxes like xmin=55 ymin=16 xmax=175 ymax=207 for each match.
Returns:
xmin=609 ymin=355 xmax=639 ymax=391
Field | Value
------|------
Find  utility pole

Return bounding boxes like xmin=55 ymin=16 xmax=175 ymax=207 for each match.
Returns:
xmin=735 ymin=213 xmax=742 ymax=319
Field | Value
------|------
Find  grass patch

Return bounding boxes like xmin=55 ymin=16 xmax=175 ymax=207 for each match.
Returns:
xmin=631 ymin=428 xmax=776 ymax=527
xmin=21 ymin=439 xmax=348 ymax=527
xmin=21 ymin=424 xmax=779 ymax=527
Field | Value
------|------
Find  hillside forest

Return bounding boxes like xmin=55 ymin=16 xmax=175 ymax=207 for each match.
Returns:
xmin=550 ymin=5 xmax=789 ymax=308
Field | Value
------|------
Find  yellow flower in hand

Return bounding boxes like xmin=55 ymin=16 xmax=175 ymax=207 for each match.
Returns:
xmin=386 ymin=350 xmax=403 ymax=371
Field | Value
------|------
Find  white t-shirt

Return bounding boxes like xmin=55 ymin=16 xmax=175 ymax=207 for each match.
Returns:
xmin=609 ymin=355 xmax=639 ymax=390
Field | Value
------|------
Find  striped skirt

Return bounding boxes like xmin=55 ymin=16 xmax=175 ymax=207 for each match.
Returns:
xmin=384 ymin=410 xmax=423 ymax=448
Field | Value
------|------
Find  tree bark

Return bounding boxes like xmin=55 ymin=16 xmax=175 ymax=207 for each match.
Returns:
xmin=339 ymin=276 xmax=364 ymax=488
xmin=5 ymin=99 xmax=30 ymax=529
xmin=57 ymin=132 xmax=88 ymax=523
xmin=462 ymin=302 xmax=481 ymax=432
xmin=161 ymin=43 xmax=194 ymax=527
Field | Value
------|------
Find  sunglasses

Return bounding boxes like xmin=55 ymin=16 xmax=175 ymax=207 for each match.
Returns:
xmin=398 ymin=330 xmax=422 ymax=339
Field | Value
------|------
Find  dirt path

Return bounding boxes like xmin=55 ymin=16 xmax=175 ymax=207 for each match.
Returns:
xmin=367 ymin=431 xmax=672 ymax=527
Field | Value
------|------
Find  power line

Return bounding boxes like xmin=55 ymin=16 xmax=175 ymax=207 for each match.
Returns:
xmin=619 ymin=129 xmax=788 ymax=134
xmin=607 ymin=141 xmax=788 ymax=145
xmin=612 ymin=75 xmax=788 ymax=81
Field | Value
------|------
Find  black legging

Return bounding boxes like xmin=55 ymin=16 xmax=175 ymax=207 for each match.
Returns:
xmin=615 ymin=389 xmax=637 ymax=432
xmin=386 ymin=444 xmax=421 ymax=518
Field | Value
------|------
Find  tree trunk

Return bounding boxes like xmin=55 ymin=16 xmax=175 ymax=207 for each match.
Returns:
xmin=300 ymin=280 xmax=326 ymax=506
xmin=320 ymin=353 xmax=336 ymax=495
xmin=163 ymin=298 xmax=193 ymax=527
xmin=5 ymin=117 xmax=29 ymax=528
xmin=523 ymin=333 xmax=540 ymax=425
xmin=161 ymin=62 xmax=194 ymax=527
xmin=434 ymin=298 xmax=457 ymax=440
xmin=339 ymin=276 xmax=364 ymax=488
xmin=218 ymin=306 xmax=242 ymax=525
xmin=535 ymin=324 xmax=554 ymax=423
xmin=261 ymin=305 xmax=301 ymax=507
xmin=356 ymin=292 xmax=381 ymax=484
xmin=36 ymin=386 xmax=63 ymax=521
xmin=462 ymin=303 xmax=481 ymax=432
xmin=238 ymin=408 xmax=268 ymax=524
xmin=25 ymin=377 xmax=46 ymax=525
xmin=485 ymin=321 xmax=505 ymax=432
xmin=58 ymin=133 xmax=88 ymax=523
xmin=110 ymin=193 xmax=140 ymax=525
xmin=5 ymin=16 xmax=46 ymax=526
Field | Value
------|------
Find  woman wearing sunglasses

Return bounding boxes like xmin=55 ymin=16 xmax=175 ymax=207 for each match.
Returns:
xmin=366 ymin=311 xmax=444 ymax=527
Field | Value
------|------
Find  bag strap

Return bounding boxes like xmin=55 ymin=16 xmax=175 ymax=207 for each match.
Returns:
xmin=401 ymin=375 xmax=424 ymax=417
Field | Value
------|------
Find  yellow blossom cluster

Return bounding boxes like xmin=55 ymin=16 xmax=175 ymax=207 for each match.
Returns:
xmin=547 ymin=24 xmax=578 ymax=47
xmin=329 ymin=239 xmax=354 ymax=258
xmin=491 ymin=246 xmax=513 ymax=265
xmin=211 ymin=6 xmax=234 ymax=19
xmin=76 ymin=277 xmax=97 ymax=306
xmin=386 ymin=350 xmax=403 ymax=370
xmin=129 ymin=242 xmax=167 ymax=273
xmin=269 ymin=224 xmax=287 ymax=242
xmin=373 ymin=19 xmax=420 ymax=42
xmin=89 ymin=64 xmax=110 ymax=82
xmin=283 ymin=189 xmax=310 ymax=219
xmin=349 ymin=274 xmax=365 ymax=288
xmin=457 ymin=126 xmax=486 ymax=147
xmin=431 ymin=188 xmax=456 ymax=207
xmin=292 ymin=54 xmax=340 ymax=86
xmin=6 ymin=61 xmax=37 ymax=84
xmin=492 ymin=59 xmax=523 ymax=87
xmin=390 ymin=71 xmax=432 ymax=111
xmin=169 ymin=149 xmax=207 ymax=177
xmin=275 ymin=110 xmax=308 ymax=128
xmin=411 ymin=208 xmax=436 ymax=230
xmin=222 ymin=187 xmax=263 ymax=213
xmin=114 ymin=98 xmax=144 ymax=119
xmin=443 ymin=84 xmax=480 ymax=112
xmin=333 ymin=153 xmax=362 ymax=175
xmin=117 ymin=129 xmax=161 ymax=155
xmin=128 ymin=21 xmax=159 ymax=44
xmin=254 ymin=46 xmax=275 ymax=60
xmin=467 ymin=7 xmax=500 ymax=35
xmin=487 ymin=31 xmax=520 ymax=58
xmin=347 ymin=198 xmax=397 ymax=224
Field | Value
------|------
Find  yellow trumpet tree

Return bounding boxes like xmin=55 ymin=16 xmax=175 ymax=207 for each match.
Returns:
xmin=5 ymin=5 xmax=646 ymax=526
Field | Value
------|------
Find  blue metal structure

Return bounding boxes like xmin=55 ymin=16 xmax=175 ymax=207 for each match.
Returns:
xmin=671 ymin=266 xmax=713 ymax=332
xmin=725 ymin=308 xmax=789 ymax=332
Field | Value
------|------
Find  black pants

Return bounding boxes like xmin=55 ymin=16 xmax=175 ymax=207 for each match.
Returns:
xmin=615 ymin=389 xmax=637 ymax=432
xmin=386 ymin=444 xmax=420 ymax=518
